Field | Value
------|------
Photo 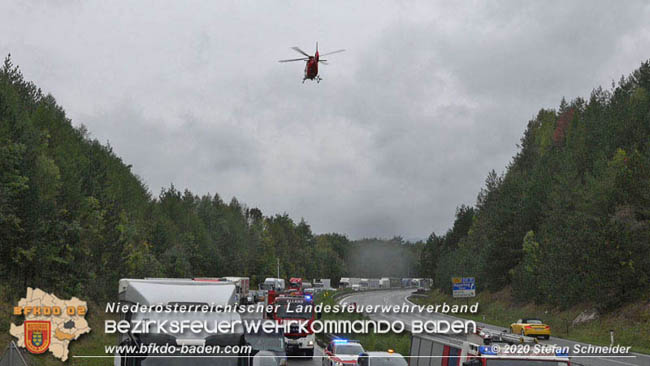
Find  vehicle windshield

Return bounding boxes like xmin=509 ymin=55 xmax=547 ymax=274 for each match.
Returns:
xmin=335 ymin=344 xmax=364 ymax=355
xmin=487 ymin=360 xmax=568 ymax=366
xmin=253 ymin=354 xmax=279 ymax=366
xmin=276 ymin=301 xmax=312 ymax=319
xmin=524 ymin=319 xmax=543 ymax=324
xmin=369 ymin=356 xmax=407 ymax=366
xmin=260 ymin=284 xmax=274 ymax=290
xmin=247 ymin=335 xmax=285 ymax=352
xmin=140 ymin=352 xmax=239 ymax=366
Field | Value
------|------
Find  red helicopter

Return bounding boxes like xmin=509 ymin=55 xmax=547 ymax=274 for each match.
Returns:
xmin=279 ymin=43 xmax=345 ymax=83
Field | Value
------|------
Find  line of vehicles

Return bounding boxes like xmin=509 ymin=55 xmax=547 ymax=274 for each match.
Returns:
xmin=339 ymin=278 xmax=431 ymax=292
xmin=115 ymin=278 xmax=258 ymax=366
xmin=114 ymin=276 xmax=331 ymax=366
xmin=114 ymin=277 xmax=565 ymax=366
xmin=261 ymin=277 xmax=334 ymax=359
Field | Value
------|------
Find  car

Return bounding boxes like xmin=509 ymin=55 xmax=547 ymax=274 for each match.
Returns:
xmin=246 ymin=328 xmax=287 ymax=366
xmin=251 ymin=289 xmax=265 ymax=302
xmin=253 ymin=351 xmax=282 ymax=366
xmin=510 ymin=318 xmax=551 ymax=339
xmin=322 ymin=339 xmax=365 ymax=366
xmin=357 ymin=351 xmax=408 ymax=366
xmin=254 ymin=290 xmax=267 ymax=302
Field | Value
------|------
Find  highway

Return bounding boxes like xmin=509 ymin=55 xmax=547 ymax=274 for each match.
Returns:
xmin=339 ymin=289 xmax=649 ymax=366
xmin=291 ymin=346 xmax=325 ymax=366
xmin=242 ymin=309 xmax=325 ymax=366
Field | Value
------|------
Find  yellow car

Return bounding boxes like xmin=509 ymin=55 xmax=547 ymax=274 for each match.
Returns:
xmin=510 ymin=318 xmax=551 ymax=339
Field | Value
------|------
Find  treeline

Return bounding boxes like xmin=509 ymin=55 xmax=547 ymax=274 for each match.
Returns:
xmin=420 ymin=61 xmax=650 ymax=310
xmin=0 ymin=56 xmax=349 ymax=302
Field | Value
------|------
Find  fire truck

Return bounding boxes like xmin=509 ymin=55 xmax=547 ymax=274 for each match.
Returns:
xmin=288 ymin=278 xmax=303 ymax=293
xmin=273 ymin=294 xmax=319 ymax=359
xmin=409 ymin=327 xmax=571 ymax=366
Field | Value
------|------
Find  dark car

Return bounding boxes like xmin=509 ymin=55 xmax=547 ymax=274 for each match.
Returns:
xmin=246 ymin=328 xmax=287 ymax=366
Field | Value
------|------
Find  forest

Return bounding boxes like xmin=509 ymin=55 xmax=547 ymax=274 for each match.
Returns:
xmin=420 ymin=60 xmax=650 ymax=310
xmin=0 ymin=56 xmax=419 ymax=302
xmin=2 ymin=55 xmax=649 ymax=312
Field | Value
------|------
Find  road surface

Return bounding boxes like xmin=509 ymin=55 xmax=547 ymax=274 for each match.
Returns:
xmin=339 ymin=289 xmax=649 ymax=366
xmin=243 ymin=308 xmax=325 ymax=366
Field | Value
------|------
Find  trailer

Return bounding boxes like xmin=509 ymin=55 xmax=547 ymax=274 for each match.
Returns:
xmin=260 ymin=278 xmax=285 ymax=291
xmin=359 ymin=278 xmax=369 ymax=290
xmin=115 ymin=278 xmax=256 ymax=366
xmin=368 ymin=278 xmax=380 ymax=289
xmin=317 ymin=278 xmax=331 ymax=289
xmin=222 ymin=276 xmax=251 ymax=304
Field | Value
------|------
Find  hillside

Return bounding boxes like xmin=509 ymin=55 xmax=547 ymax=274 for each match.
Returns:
xmin=0 ymin=55 xmax=351 ymax=305
xmin=420 ymin=60 xmax=650 ymax=310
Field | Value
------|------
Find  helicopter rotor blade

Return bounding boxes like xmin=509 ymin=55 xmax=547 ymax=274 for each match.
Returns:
xmin=318 ymin=60 xmax=329 ymax=65
xmin=291 ymin=47 xmax=311 ymax=57
xmin=319 ymin=49 xmax=345 ymax=57
xmin=279 ymin=57 xmax=309 ymax=63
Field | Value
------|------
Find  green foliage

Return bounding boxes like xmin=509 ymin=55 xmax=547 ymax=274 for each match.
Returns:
xmin=0 ymin=55 xmax=352 ymax=301
xmin=421 ymin=60 xmax=650 ymax=309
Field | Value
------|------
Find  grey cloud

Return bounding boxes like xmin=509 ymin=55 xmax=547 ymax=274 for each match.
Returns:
xmin=2 ymin=1 xmax=649 ymax=238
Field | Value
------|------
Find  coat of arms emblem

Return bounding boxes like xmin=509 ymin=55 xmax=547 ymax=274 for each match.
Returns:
xmin=24 ymin=320 xmax=51 ymax=354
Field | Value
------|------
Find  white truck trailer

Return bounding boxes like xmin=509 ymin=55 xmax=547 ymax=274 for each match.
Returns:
xmin=260 ymin=278 xmax=285 ymax=291
xmin=319 ymin=278 xmax=331 ymax=289
xmin=222 ymin=276 xmax=251 ymax=304
xmin=115 ymin=278 xmax=268 ymax=366
xmin=368 ymin=278 xmax=380 ymax=289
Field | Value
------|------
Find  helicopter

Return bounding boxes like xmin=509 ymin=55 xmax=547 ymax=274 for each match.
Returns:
xmin=279 ymin=43 xmax=345 ymax=83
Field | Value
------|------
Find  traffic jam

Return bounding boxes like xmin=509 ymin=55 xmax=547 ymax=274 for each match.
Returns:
xmin=112 ymin=276 xmax=579 ymax=366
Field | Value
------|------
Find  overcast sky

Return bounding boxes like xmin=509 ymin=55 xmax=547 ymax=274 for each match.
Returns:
xmin=2 ymin=1 xmax=650 ymax=240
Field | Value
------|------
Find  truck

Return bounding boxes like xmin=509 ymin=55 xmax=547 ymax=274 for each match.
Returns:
xmin=368 ymin=278 xmax=380 ymax=289
xmin=359 ymin=278 xmax=369 ymax=290
xmin=222 ymin=276 xmax=251 ymax=304
xmin=340 ymin=277 xmax=362 ymax=289
xmin=273 ymin=295 xmax=319 ymax=359
xmin=380 ymin=278 xmax=391 ymax=289
xmin=409 ymin=327 xmax=571 ymax=366
xmin=288 ymin=277 xmax=303 ymax=292
xmin=193 ymin=276 xmax=251 ymax=305
xmin=115 ymin=278 xmax=258 ymax=366
xmin=260 ymin=278 xmax=285 ymax=292
xmin=319 ymin=278 xmax=331 ymax=289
